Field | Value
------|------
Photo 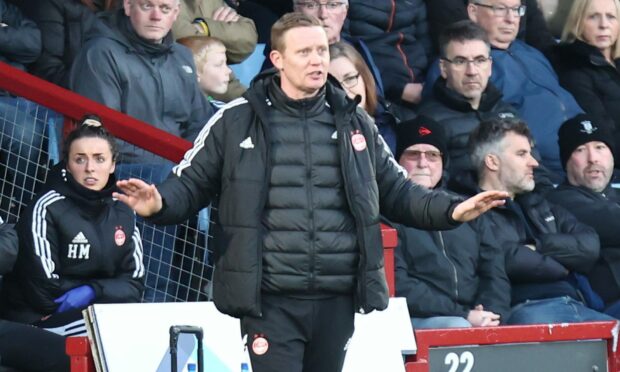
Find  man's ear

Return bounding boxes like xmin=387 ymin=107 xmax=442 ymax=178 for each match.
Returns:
xmin=484 ymin=153 xmax=500 ymax=172
xmin=123 ymin=0 xmax=131 ymax=16
xmin=467 ymin=2 xmax=478 ymax=22
xmin=270 ymin=50 xmax=283 ymax=71
xmin=439 ymin=59 xmax=448 ymax=80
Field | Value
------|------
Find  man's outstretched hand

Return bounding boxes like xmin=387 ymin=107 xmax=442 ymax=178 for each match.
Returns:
xmin=452 ymin=190 xmax=509 ymax=222
xmin=114 ymin=178 xmax=163 ymax=217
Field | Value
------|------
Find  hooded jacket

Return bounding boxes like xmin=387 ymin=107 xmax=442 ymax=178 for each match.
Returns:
xmin=1 ymin=164 xmax=144 ymax=323
xmin=548 ymin=182 xmax=620 ymax=304
xmin=149 ymin=70 xmax=463 ymax=318
xmin=68 ymin=9 xmax=213 ymax=163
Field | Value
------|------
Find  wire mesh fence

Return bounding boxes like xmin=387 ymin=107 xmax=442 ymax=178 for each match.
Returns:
xmin=0 ymin=96 xmax=213 ymax=303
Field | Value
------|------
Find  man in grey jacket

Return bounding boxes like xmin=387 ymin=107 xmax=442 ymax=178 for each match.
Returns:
xmin=69 ymin=0 xmax=213 ymax=164
xmin=115 ymin=12 xmax=508 ymax=372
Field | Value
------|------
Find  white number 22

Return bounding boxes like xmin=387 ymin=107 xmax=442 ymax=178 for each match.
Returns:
xmin=444 ymin=351 xmax=474 ymax=372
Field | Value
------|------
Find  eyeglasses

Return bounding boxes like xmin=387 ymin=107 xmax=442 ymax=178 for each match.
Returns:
xmin=296 ymin=1 xmax=347 ymax=13
xmin=473 ymin=2 xmax=526 ymax=17
xmin=339 ymin=73 xmax=360 ymax=89
xmin=441 ymin=56 xmax=492 ymax=69
xmin=402 ymin=150 xmax=443 ymax=163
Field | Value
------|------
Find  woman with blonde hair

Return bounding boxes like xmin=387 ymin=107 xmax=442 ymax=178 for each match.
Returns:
xmin=329 ymin=42 xmax=398 ymax=153
xmin=553 ymin=0 xmax=620 ymax=162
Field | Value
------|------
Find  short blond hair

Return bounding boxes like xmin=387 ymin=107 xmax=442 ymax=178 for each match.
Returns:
xmin=177 ymin=36 xmax=226 ymax=68
xmin=562 ymin=0 xmax=620 ymax=59
xmin=270 ymin=12 xmax=322 ymax=52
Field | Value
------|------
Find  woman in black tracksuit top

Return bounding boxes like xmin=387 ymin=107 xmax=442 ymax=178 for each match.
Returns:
xmin=1 ymin=116 xmax=145 ymax=329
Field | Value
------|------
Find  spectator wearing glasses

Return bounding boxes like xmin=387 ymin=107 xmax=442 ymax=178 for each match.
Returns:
xmin=394 ymin=115 xmax=510 ymax=329
xmin=329 ymin=41 xmax=399 ymax=153
xmin=346 ymin=0 xmax=431 ymax=107
xmin=418 ymin=20 xmax=518 ymax=178
xmin=551 ymin=0 xmax=620 ymax=168
xmin=429 ymin=0 xmax=583 ymax=180
xmin=424 ymin=0 xmax=556 ymax=54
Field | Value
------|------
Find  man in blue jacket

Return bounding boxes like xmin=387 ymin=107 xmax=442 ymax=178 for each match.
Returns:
xmin=427 ymin=0 xmax=582 ymax=180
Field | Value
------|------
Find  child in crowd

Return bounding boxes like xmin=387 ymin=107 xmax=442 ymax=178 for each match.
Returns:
xmin=178 ymin=36 xmax=233 ymax=110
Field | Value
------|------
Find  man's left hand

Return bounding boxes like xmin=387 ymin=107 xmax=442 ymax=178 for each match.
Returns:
xmin=451 ymin=190 xmax=509 ymax=222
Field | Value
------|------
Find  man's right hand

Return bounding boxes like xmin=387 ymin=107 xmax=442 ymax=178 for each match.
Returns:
xmin=467 ymin=306 xmax=500 ymax=327
xmin=114 ymin=178 xmax=163 ymax=217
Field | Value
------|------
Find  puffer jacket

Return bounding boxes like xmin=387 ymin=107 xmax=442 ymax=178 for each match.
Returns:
xmin=347 ymin=0 xmax=431 ymax=103
xmin=1 ymin=164 xmax=145 ymax=323
xmin=150 ymin=70 xmax=463 ymax=318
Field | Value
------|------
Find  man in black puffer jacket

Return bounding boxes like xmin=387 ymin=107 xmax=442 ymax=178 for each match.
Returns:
xmin=453 ymin=117 xmax=613 ymax=325
xmin=394 ymin=116 xmax=510 ymax=329
xmin=115 ymin=13 xmax=508 ymax=372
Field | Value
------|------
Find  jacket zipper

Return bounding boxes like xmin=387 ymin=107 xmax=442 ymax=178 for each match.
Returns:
xmin=301 ymin=105 xmax=317 ymax=291
xmin=439 ymin=231 xmax=459 ymax=300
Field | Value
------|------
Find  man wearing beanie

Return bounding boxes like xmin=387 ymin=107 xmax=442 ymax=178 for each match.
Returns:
xmin=548 ymin=114 xmax=620 ymax=318
xmin=394 ymin=115 xmax=511 ymax=329
xmin=456 ymin=117 xmax=612 ymax=325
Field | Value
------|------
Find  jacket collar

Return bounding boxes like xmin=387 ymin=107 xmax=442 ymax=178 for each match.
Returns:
xmin=432 ymin=77 xmax=504 ymax=112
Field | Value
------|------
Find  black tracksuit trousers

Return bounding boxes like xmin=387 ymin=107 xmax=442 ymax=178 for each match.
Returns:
xmin=241 ymin=294 xmax=355 ymax=372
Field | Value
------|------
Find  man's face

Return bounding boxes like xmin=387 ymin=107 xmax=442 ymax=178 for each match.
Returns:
xmin=295 ymin=1 xmax=348 ymax=44
xmin=270 ymin=26 xmax=330 ymax=100
xmin=468 ymin=0 xmax=521 ymax=49
xmin=439 ymin=39 xmax=492 ymax=106
xmin=496 ymin=132 xmax=538 ymax=196
xmin=124 ymin=0 xmax=179 ymax=43
xmin=398 ymin=144 xmax=443 ymax=189
xmin=566 ymin=141 xmax=614 ymax=192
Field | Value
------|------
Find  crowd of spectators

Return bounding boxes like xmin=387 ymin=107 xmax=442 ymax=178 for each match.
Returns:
xmin=2 ymin=0 xmax=620 ymax=369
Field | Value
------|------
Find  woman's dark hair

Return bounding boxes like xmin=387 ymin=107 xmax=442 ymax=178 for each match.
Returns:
xmin=62 ymin=114 xmax=118 ymax=161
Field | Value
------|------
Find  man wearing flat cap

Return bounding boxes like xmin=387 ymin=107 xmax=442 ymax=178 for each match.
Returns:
xmin=394 ymin=115 xmax=510 ymax=329
xmin=548 ymin=114 xmax=620 ymax=317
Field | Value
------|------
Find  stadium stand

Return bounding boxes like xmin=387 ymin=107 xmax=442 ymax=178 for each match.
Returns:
xmin=0 ymin=46 xmax=620 ymax=372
